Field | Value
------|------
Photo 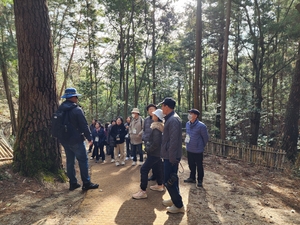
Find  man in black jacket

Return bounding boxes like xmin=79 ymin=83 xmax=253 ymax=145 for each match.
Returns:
xmin=59 ymin=88 xmax=99 ymax=191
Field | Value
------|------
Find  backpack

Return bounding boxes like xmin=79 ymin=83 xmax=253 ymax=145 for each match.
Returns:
xmin=51 ymin=105 xmax=77 ymax=141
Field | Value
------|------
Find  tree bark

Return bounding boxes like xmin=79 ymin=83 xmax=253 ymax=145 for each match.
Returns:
xmin=0 ymin=57 xmax=17 ymax=136
xmin=13 ymin=0 xmax=61 ymax=176
xmin=281 ymin=4 xmax=300 ymax=163
xmin=215 ymin=0 xmax=225 ymax=138
xmin=194 ymin=0 xmax=202 ymax=118
xmin=220 ymin=0 xmax=231 ymax=140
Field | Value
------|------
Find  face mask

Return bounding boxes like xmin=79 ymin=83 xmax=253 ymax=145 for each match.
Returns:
xmin=131 ymin=114 xmax=135 ymax=118
xmin=187 ymin=114 xmax=193 ymax=121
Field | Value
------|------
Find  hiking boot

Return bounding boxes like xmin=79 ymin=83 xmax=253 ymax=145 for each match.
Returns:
xmin=167 ymin=205 xmax=185 ymax=214
xmin=197 ymin=181 xmax=203 ymax=188
xmin=162 ymin=199 xmax=173 ymax=207
xmin=82 ymin=182 xmax=99 ymax=191
xmin=69 ymin=183 xmax=81 ymax=191
xmin=132 ymin=190 xmax=147 ymax=199
xmin=150 ymin=184 xmax=164 ymax=192
xmin=132 ymin=161 xmax=136 ymax=166
xmin=184 ymin=178 xmax=196 ymax=183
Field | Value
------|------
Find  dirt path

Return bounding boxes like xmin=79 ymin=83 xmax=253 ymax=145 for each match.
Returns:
xmin=0 ymin=154 xmax=299 ymax=225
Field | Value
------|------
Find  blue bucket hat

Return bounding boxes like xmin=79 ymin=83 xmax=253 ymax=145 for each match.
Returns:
xmin=61 ymin=87 xmax=82 ymax=99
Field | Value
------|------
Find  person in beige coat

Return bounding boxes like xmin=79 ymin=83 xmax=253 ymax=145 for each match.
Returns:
xmin=129 ymin=108 xmax=144 ymax=166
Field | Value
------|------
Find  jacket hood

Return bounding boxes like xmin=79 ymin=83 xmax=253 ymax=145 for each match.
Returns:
xmin=59 ymin=100 xmax=78 ymax=111
xmin=150 ymin=121 xmax=164 ymax=132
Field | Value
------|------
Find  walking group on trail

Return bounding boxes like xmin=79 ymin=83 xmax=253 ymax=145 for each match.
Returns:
xmin=52 ymin=87 xmax=209 ymax=214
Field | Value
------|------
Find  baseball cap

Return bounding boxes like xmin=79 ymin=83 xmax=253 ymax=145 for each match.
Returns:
xmin=158 ymin=97 xmax=176 ymax=109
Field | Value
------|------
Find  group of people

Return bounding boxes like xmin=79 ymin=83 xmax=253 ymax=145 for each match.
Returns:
xmin=56 ymin=87 xmax=209 ymax=214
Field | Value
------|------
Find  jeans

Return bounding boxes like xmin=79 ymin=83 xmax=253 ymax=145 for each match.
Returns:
xmin=140 ymin=156 xmax=163 ymax=190
xmin=187 ymin=152 xmax=204 ymax=182
xmin=131 ymin=143 xmax=143 ymax=162
xmin=163 ymin=159 xmax=183 ymax=208
xmin=62 ymin=142 xmax=91 ymax=184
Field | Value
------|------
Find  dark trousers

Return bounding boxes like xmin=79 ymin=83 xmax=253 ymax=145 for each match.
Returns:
xmin=187 ymin=151 xmax=204 ymax=182
xmin=98 ymin=143 xmax=105 ymax=161
xmin=126 ymin=138 xmax=131 ymax=157
xmin=131 ymin=143 xmax=143 ymax=162
xmin=92 ymin=144 xmax=99 ymax=160
xmin=88 ymin=143 xmax=93 ymax=152
xmin=163 ymin=159 xmax=183 ymax=208
xmin=140 ymin=156 xmax=163 ymax=190
xmin=110 ymin=145 xmax=115 ymax=159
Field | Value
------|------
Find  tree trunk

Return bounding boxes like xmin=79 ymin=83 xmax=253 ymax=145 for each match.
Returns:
xmin=220 ymin=0 xmax=231 ymax=140
xmin=194 ymin=0 xmax=202 ymax=117
xmin=215 ymin=0 xmax=225 ymax=137
xmin=13 ymin=0 xmax=61 ymax=176
xmin=152 ymin=0 xmax=156 ymax=104
xmin=0 ymin=57 xmax=17 ymax=136
xmin=281 ymin=5 xmax=300 ymax=162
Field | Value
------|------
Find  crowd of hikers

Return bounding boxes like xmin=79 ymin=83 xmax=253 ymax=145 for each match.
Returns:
xmin=57 ymin=87 xmax=209 ymax=214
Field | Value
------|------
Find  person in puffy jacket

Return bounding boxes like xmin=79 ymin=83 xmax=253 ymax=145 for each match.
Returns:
xmin=91 ymin=121 xmax=106 ymax=163
xmin=58 ymin=87 xmax=99 ymax=191
xmin=184 ymin=109 xmax=209 ymax=188
xmin=106 ymin=120 xmax=116 ymax=162
xmin=142 ymin=103 xmax=158 ymax=181
xmin=110 ymin=117 xmax=127 ymax=166
xmin=132 ymin=109 xmax=164 ymax=199
xmin=160 ymin=97 xmax=184 ymax=214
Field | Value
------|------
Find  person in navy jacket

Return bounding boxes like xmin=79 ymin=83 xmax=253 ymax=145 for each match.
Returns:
xmin=91 ymin=121 xmax=106 ymax=163
xmin=184 ymin=109 xmax=209 ymax=188
xmin=110 ymin=117 xmax=127 ymax=166
xmin=58 ymin=87 xmax=99 ymax=191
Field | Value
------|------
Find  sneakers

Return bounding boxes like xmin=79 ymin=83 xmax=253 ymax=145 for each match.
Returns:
xmin=167 ymin=205 xmax=185 ymax=214
xmin=138 ymin=161 xmax=143 ymax=166
xmin=184 ymin=178 xmax=196 ymax=183
xmin=102 ymin=160 xmax=106 ymax=164
xmin=95 ymin=159 xmax=99 ymax=163
xmin=90 ymin=156 xmax=94 ymax=160
xmin=162 ymin=199 xmax=173 ymax=207
xmin=116 ymin=162 xmax=120 ymax=166
xmin=125 ymin=157 xmax=129 ymax=161
xmin=121 ymin=161 xmax=125 ymax=165
xmin=150 ymin=184 xmax=164 ymax=192
xmin=69 ymin=183 xmax=81 ymax=191
xmin=82 ymin=182 xmax=99 ymax=191
xmin=132 ymin=190 xmax=147 ymax=199
xmin=132 ymin=161 xmax=136 ymax=166
xmin=111 ymin=159 xmax=115 ymax=163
